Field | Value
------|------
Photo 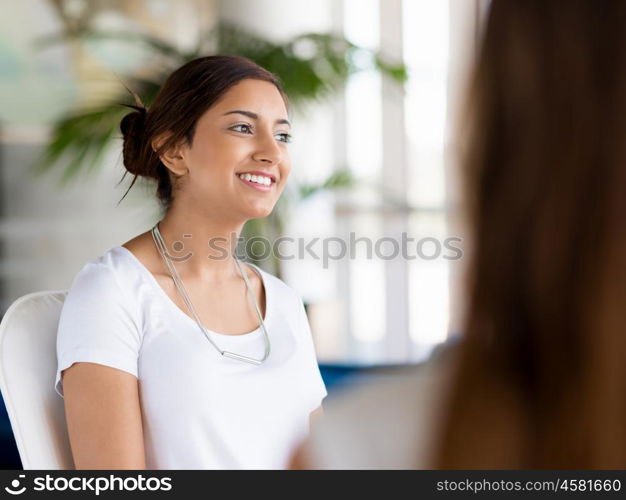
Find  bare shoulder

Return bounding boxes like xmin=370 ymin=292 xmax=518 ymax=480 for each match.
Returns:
xmin=121 ymin=231 xmax=163 ymax=275
xmin=241 ymin=262 xmax=266 ymax=315
xmin=241 ymin=262 xmax=263 ymax=284
xmin=241 ymin=262 xmax=265 ymax=297
xmin=121 ymin=230 xmax=151 ymax=256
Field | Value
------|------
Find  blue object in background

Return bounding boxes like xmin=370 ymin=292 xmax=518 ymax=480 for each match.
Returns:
xmin=0 ymin=392 xmax=21 ymax=469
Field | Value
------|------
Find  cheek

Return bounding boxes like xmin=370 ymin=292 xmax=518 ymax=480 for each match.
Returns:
xmin=188 ymin=144 xmax=217 ymax=171
xmin=280 ymin=160 xmax=293 ymax=180
xmin=189 ymin=134 xmax=245 ymax=169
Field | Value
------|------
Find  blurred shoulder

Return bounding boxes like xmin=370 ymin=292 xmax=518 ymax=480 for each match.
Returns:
xmin=305 ymin=341 xmax=460 ymax=469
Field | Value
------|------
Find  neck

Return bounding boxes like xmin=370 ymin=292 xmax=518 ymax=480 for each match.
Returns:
xmin=154 ymin=204 xmax=246 ymax=283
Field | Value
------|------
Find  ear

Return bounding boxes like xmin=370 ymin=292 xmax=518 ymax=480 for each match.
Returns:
xmin=151 ymin=131 xmax=189 ymax=177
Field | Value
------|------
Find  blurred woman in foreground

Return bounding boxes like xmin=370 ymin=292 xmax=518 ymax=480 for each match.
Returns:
xmin=292 ymin=0 xmax=626 ymax=468
xmin=435 ymin=0 xmax=626 ymax=468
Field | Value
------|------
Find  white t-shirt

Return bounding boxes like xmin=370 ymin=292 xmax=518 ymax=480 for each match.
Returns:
xmin=55 ymin=245 xmax=327 ymax=469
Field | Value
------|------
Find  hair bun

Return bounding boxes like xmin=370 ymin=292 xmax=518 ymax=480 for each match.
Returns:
xmin=120 ymin=105 xmax=147 ymax=137
xmin=121 ymin=105 xmax=148 ymax=175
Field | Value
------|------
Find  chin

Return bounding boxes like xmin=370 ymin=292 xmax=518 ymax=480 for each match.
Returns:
xmin=245 ymin=205 xmax=274 ymax=220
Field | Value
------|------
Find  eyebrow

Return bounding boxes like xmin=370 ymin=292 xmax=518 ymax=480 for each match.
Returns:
xmin=222 ymin=109 xmax=291 ymax=127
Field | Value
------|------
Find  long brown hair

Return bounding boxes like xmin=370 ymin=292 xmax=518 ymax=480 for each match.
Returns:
xmin=434 ymin=0 xmax=626 ymax=468
xmin=118 ymin=55 xmax=287 ymax=211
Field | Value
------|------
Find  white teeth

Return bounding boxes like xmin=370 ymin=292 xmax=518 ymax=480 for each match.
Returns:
xmin=239 ymin=173 xmax=272 ymax=186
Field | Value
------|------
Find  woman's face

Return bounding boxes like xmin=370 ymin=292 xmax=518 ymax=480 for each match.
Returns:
xmin=177 ymin=78 xmax=292 ymax=222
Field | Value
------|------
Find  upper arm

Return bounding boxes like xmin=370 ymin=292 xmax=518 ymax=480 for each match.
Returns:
xmin=62 ymin=362 xmax=146 ymax=469
xmin=288 ymin=440 xmax=313 ymax=470
xmin=55 ymin=262 xmax=143 ymax=399
xmin=287 ymin=406 xmax=325 ymax=470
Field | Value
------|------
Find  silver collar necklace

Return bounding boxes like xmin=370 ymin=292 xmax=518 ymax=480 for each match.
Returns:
xmin=151 ymin=221 xmax=271 ymax=365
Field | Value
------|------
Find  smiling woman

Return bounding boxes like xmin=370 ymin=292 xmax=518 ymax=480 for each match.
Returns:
xmin=55 ymin=55 xmax=327 ymax=470
xmin=119 ymin=56 xmax=292 ymax=217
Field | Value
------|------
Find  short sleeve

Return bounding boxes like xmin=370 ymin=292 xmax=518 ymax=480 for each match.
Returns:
xmin=55 ymin=261 xmax=143 ymax=398
xmin=297 ymin=297 xmax=328 ymax=408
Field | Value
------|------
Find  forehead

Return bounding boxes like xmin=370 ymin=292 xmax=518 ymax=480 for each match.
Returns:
xmin=207 ymin=78 xmax=288 ymax=119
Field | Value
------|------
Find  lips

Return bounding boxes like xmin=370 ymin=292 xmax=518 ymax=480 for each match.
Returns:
xmin=235 ymin=171 xmax=277 ymax=183
xmin=237 ymin=174 xmax=274 ymax=192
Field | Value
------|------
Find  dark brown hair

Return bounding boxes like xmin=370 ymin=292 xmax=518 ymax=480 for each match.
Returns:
xmin=433 ymin=0 xmax=626 ymax=467
xmin=118 ymin=55 xmax=288 ymax=211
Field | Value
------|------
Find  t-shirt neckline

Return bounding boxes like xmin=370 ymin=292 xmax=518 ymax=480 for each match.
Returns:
xmin=112 ymin=245 xmax=270 ymax=341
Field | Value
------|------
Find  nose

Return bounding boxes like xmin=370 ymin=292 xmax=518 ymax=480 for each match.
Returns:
xmin=252 ymin=131 xmax=282 ymax=165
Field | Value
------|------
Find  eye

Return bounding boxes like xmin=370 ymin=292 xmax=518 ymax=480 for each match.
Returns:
xmin=230 ymin=124 xmax=253 ymax=134
xmin=276 ymin=133 xmax=293 ymax=143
